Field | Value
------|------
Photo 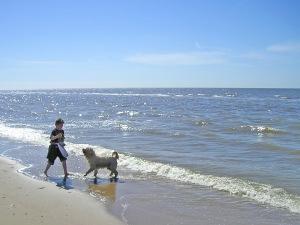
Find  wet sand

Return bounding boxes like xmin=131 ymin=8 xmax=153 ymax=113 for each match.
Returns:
xmin=1 ymin=152 xmax=299 ymax=225
xmin=103 ymin=178 xmax=300 ymax=225
xmin=0 ymin=156 xmax=124 ymax=225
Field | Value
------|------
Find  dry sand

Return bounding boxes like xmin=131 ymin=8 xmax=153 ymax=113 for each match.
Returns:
xmin=0 ymin=156 xmax=124 ymax=225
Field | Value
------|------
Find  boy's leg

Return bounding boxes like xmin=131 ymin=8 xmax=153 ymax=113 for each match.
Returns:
xmin=44 ymin=162 xmax=51 ymax=177
xmin=56 ymin=147 xmax=68 ymax=181
xmin=62 ymin=160 xmax=68 ymax=181
xmin=45 ymin=144 xmax=57 ymax=176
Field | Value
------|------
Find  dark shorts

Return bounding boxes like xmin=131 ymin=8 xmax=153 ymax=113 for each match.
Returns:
xmin=47 ymin=144 xmax=67 ymax=165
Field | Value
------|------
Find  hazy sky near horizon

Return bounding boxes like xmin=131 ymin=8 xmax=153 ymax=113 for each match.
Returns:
xmin=0 ymin=0 xmax=299 ymax=89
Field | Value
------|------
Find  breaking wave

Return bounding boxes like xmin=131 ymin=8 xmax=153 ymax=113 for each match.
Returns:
xmin=232 ymin=125 xmax=284 ymax=135
xmin=0 ymin=123 xmax=299 ymax=213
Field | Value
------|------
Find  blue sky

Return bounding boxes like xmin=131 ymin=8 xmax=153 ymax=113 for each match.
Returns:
xmin=0 ymin=0 xmax=299 ymax=89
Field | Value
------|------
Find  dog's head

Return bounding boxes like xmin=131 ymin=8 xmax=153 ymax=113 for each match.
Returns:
xmin=82 ymin=148 xmax=96 ymax=158
xmin=112 ymin=151 xmax=119 ymax=160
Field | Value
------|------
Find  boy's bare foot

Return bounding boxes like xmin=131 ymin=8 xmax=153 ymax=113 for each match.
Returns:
xmin=63 ymin=173 xmax=69 ymax=182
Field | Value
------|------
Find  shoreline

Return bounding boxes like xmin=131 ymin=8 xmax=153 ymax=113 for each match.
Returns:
xmin=0 ymin=156 xmax=124 ymax=225
xmin=1 ymin=149 xmax=300 ymax=225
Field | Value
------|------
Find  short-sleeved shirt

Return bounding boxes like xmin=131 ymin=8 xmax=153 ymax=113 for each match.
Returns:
xmin=50 ymin=128 xmax=65 ymax=144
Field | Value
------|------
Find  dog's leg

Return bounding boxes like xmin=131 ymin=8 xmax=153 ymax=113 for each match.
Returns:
xmin=84 ymin=168 xmax=94 ymax=176
xmin=109 ymin=169 xmax=117 ymax=182
xmin=111 ymin=169 xmax=118 ymax=178
xmin=109 ymin=170 xmax=118 ymax=182
xmin=94 ymin=169 xmax=98 ymax=178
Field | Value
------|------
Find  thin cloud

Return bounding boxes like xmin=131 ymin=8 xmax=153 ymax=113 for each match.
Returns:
xmin=195 ymin=42 xmax=202 ymax=49
xmin=125 ymin=51 xmax=228 ymax=65
xmin=194 ymin=42 xmax=231 ymax=52
xmin=267 ymin=42 xmax=300 ymax=53
xmin=20 ymin=60 xmax=65 ymax=65
xmin=239 ymin=52 xmax=266 ymax=60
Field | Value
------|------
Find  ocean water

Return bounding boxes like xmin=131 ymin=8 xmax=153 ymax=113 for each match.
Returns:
xmin=0 ymin=88 xmax=300 ymax=225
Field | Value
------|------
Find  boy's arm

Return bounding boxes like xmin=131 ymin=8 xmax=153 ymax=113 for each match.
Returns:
xmin=50 ymin=133 xmax=62 ymax=141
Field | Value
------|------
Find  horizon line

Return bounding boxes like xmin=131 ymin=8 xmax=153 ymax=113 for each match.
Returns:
xmin=0 ymin=87 xmax=299 ymax=91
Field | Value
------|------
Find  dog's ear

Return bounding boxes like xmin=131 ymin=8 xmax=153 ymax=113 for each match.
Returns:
xmin=91 ymin=148 xmax=96 ymax=156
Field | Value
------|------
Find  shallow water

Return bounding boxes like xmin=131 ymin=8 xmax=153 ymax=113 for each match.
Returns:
xmin=0 ymin=88 xmax=300 ymax=224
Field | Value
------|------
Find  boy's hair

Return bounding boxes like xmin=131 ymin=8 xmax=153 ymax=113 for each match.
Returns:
xmin=55 ymin=118 xmax=64 ymax=126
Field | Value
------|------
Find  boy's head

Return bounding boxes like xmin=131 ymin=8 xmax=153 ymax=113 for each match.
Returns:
xmin=55 ymin=118 xmax=64 ymax=129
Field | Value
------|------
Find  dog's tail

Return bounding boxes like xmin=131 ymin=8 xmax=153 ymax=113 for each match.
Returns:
xmin=112 ymin=151 xmax=119 ymax=160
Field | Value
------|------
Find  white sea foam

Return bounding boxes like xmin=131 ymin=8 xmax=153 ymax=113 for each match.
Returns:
xmin=0 ymin=123 xmax=50 ymax=146
xmin=0 ymin=123 xmax=299 ymax=213
xmin=118 ymin=155 xmax=300 ymax=213
xmin=0 ymin=91 xmax=171 ymax=97
xmin=82 ymin=93 xmax=170 ymax=97
xmin=116 ymin=111 xmax=140 ymax=117
xmin=194 ymin=120 xmax=208 ymax=126
xmin=238 ymin=125 xmax=283 ymax=135
xmin=0 ymin=91 xmax=50 ymax=95
xmin=212 ymin=94 xmax=236 ymax=98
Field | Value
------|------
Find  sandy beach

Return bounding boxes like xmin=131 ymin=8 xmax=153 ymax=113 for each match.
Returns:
xmin=0 ymin=156 xmax=124 ymax=225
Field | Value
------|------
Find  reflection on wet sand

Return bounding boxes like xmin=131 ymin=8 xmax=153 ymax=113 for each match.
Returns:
xmin=89 ymin=179 xmax=117 ymax=202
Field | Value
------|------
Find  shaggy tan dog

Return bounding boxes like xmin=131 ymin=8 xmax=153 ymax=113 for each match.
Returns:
xmin=82 ymin=148 xmax=119 ymax=179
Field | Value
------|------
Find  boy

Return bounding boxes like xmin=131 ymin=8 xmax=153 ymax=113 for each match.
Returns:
xmin=44 ymin=118 xmax=69 ymax=181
